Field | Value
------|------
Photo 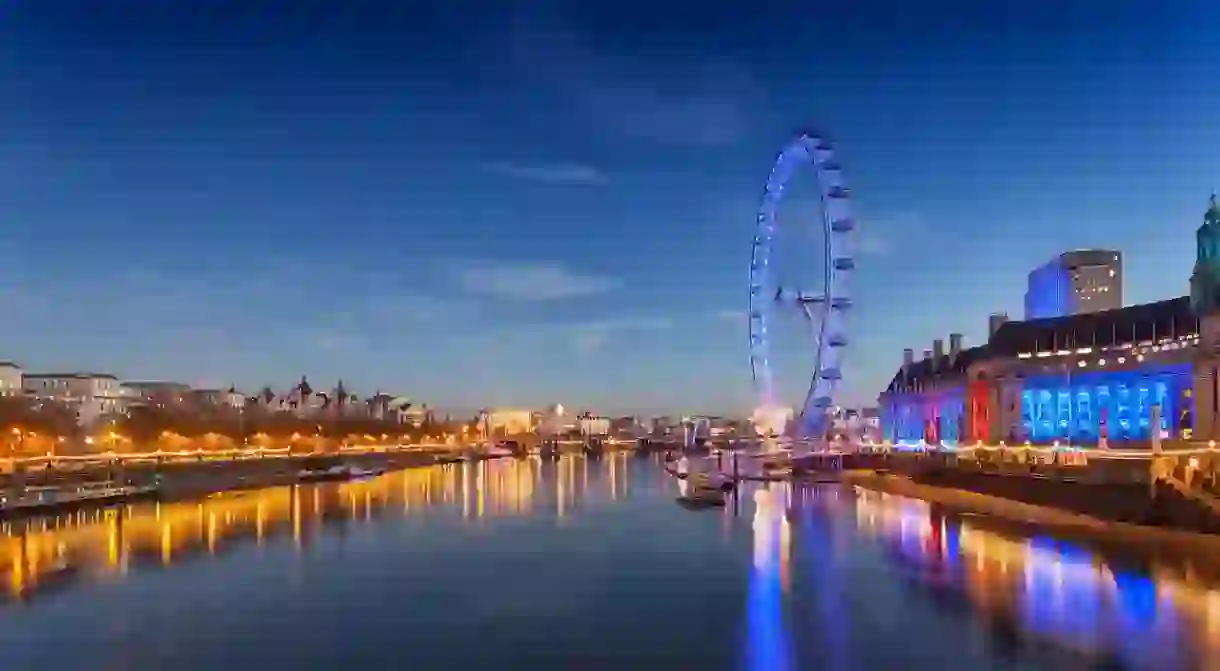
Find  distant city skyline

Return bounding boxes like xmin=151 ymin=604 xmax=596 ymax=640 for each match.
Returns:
xmin=2 ymin=1 xmax=1219 ymax=415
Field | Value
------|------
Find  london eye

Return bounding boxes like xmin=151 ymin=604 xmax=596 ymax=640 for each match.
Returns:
xmin=748 ymin=130 xmax=856 ymax=440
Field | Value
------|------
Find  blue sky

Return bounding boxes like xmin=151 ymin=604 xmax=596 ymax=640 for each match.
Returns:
xmin=1 ymin=0 xmax=1219 ymax=415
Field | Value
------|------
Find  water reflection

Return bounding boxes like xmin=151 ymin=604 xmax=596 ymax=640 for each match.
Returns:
xmin=11 ymin=454 xmax=1220 ymax=669
xmin=852 ymin=487 xmax=1220 ymax=669
xmin=745 ymin=485 xmax=793 ymax=671
xmin=0 ymin=455 xmax=637 ymax=605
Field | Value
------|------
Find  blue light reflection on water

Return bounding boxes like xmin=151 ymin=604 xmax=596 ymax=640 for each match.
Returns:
xmin=801 ymin=485 xmax=851 ymax=671
xmin=854 ymin=487 xmax=1220 ymax=670
xmin=743 ymin=486 xmax=793 ymax=671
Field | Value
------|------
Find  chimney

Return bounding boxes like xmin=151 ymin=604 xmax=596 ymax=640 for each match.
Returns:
xmin=902 ymin=348 xmax=914 ymax=373
xmin=932 ymin=339 xmax=944 ymax=365
xmin=988 ymin=313 xmax=1009 ymax=340
xmin=949 ymin=333 xmax=963 ymax=360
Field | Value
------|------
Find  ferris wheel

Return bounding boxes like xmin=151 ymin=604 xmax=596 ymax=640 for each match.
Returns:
xmin=748 ymin=129 xmax=856 ymax=439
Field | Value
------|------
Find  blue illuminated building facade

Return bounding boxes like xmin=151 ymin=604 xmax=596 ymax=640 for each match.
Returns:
xmin=881 ymin=297 xmax=1199 ymax=447
xmin=881 ymin=198 xmax=1220 ymax=447
xmin=1018 ymin=365 xmax=1190 ymax=443
xmin=1024 ymin=260 xmax=1071 ymax=320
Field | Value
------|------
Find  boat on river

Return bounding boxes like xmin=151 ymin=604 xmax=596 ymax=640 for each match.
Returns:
xmin=296 ymin=464 xmax=358 ymax=482
xmin=0 ymin=480 xmax=160 ymax=518
xmin=348 ymin=465 xmax=386 ymax=480
xmin=687 ymin=472 xmax=735 ymax=493
xmin=296 ymin=454 xmax=388 ymax=482
xmin=676 ymin=488 xmax=726 ymax=509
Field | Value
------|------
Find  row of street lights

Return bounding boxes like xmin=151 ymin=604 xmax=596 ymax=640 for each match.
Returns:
xmin=4 ymin=427 xmax=463 ymax=458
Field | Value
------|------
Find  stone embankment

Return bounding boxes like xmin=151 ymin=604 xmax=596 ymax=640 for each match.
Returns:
xmin=1 ymin=449 xmax=463 ymax=505
xmin=842 ymin=469 xmax=1220 ymax=555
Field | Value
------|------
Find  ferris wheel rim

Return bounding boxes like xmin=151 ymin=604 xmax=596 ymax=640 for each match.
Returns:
xmin=748 ymin=130 xmax=856 ymax=437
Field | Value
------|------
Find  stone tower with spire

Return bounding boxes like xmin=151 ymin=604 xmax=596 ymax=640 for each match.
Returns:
xmin=1191 ymin=195 xmax=1220 ymax=439
xmin=1191 ymin=194 xmax=1220 ymax=313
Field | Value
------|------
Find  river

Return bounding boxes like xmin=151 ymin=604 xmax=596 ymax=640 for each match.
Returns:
xmin=0 ymin=453 xmax=1218 ymax=670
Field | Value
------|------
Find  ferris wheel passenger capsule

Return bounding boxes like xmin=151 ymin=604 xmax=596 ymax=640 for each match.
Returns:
xmin=830 ymin=218 xmax=855 ymax=232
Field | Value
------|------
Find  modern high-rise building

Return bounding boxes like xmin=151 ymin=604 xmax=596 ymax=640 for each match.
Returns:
xmin=1023 ymin=249 xmax=1123 ymax=320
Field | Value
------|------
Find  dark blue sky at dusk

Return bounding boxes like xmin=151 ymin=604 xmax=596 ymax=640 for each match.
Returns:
xmin=2 ymin=0 xmax=1219 ymax=415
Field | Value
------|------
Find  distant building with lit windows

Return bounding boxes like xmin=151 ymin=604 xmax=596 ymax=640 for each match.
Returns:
xmin=881 ymin=200 xmax=1220 ymax=446
xmin=1024 ymin=249 xmax=1123 ymax=320
xmin=24 ymin=372 xmax=126 ymax=426
xmin=0 ymin=362 xmax=22 ymax=396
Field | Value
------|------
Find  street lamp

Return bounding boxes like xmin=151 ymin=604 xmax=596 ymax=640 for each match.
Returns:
xmin=9 ymin=427 xmax=23 ymax=460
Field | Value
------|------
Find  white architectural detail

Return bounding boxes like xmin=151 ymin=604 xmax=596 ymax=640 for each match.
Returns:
xmin=24 ymin=372 xmax=126 ymax=426
xmin=0 ymin=362 xmax=22 ymax=396
xmin=485 ymin=410 xmax=534 ymax=437
xmin=577 ymin=416 xmax=610 ymax=437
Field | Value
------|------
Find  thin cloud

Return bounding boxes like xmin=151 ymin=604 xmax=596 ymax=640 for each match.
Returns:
xmin=581 ymin=85 xmax=751 ymax=147
xmin=504 ymin=9 xmax=759 ymax=147
xmin=856 ymin=232 xmax=891 ymax=256
xmin=564 ymin=317 xmax=673 ymax=354
xmin=446 ymin=315 xmax=672 ymax=355
xmin=454 ymin=261 xmax=620 ymax=301
xmin=303 ymin=329 xmax=367 ymax=352
xmin=856 ymin=212 xmax=924 ymax=257
xmin=571 ymin=328 xmax=610 ymax=354
xmin=480 ymin=161 xmax=608 ymax=186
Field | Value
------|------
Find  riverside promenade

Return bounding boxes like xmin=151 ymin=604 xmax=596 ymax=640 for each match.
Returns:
xmin=849 ymin=441 xmax=1220 ymax=537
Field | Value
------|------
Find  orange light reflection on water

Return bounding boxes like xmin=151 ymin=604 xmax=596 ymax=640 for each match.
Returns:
xmin=0 ymin=458 xmax=581 ymax=604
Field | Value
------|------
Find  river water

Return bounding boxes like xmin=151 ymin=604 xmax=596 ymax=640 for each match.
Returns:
xmin=0 ymin=454 xmax=1218 ymax=670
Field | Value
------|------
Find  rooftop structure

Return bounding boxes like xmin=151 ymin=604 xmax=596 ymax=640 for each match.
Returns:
xmin=1024 ymin=249 xmax=1123 ymax=320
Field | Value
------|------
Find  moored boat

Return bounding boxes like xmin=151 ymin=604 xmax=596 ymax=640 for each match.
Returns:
xmin=687 ymin=472 xmax=735 ymax=493
xmin=297 ymin=464 xmax=356 ymax=482
xmin=0 ymin=480 xmax=160 ymax=518
xmin=676 ymin=488 xmax=726 ymax=509
xmin=348 ymin=465 xmax=386 ymax=479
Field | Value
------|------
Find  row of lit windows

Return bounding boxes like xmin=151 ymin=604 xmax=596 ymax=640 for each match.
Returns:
xmin=1016 ymin=334 xmax=1199 ymax=361
xmin=888 ymin=335 xmax=1199 ymax=395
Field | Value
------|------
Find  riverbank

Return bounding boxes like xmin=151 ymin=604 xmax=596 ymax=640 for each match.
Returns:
xmin=0 ymin=449 xmax=468 ymax=518
xmin=842 ymin=470 xmax=1220 ymax=557
xmin=155 ymin=450 xmax=463 ymax=498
